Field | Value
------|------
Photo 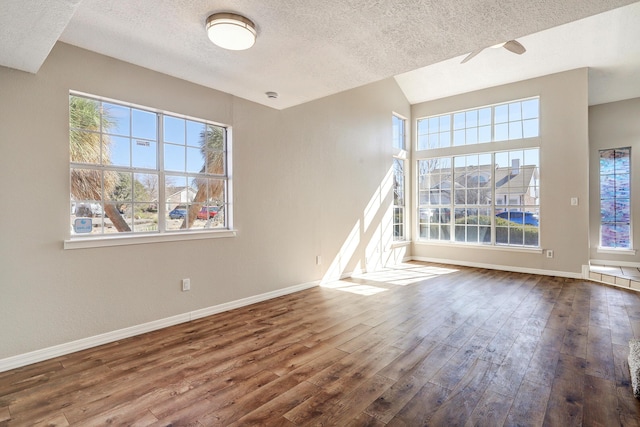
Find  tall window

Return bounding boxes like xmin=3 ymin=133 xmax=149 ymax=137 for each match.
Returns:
xmin=69 ymin=93 xmax=230 ymax=237
xmin=416 ymin=97 xmax=540 ymax=248
xmin=392 ymin=115 xmax=407 ymax=241
xmin=599 ymin=147 xmax=631 ymax=249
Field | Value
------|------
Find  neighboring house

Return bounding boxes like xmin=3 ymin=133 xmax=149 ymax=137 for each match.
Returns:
xmin=419 ymin=163 xmax=539 ymax=209
xmin=165 ymin=187 xmax=197 ymax=207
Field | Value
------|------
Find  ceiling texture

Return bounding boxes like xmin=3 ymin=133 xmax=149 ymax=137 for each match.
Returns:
xmin=1 ymin=0 xmax=639 ymax=109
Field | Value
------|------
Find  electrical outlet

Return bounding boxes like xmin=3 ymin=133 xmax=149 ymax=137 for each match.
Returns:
xmin=546 ymin=250 xmax=554 ymax=259
xmin=182 ymin=278 xmax=191 ymax=292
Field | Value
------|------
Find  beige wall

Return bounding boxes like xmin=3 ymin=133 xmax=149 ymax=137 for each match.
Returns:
xmin=410 ymin=69 xmax=590 ymax=276
xmin=0 ymin=42 xmax=410 ymax=361
xmin=589 ymin=97 xmax=640 ymax=264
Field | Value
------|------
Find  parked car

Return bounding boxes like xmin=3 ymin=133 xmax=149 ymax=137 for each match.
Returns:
xmin=197 ymin=206 xmax=219 ymax=220
xmin=496 ymin=211 xmax=539 ymax=226
xmin=169 ymin=205 xmax=187 ymax=219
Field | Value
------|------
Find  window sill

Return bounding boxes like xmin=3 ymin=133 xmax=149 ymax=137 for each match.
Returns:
xmin=414 ymin=240 xmax=543 ymax=254
xmin=391 ymin=240 xmax=411 ymax=248
xmin=64 ymin=229 xmax=237 ymax=250
xmin=597 ymin=247 xmax=637 ymax=256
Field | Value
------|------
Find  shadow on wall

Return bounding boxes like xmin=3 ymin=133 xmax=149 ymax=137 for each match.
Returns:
xmin=321 ymin=166 xmax=400 ymax=283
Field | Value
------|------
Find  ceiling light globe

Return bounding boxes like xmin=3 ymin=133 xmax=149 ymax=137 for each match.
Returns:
xmin=206 ymin=13 xmax=256 ymax=51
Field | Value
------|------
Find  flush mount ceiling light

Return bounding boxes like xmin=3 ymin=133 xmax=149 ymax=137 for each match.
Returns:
xmin=206 ymin=12 xmax=257 ymax=50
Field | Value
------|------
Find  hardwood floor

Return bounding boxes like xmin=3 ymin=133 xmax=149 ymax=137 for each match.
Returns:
xmin=2 ymin=261 xmax=640 ymax=426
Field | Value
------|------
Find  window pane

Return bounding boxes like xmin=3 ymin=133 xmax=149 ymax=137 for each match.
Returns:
xmin=495 ymin=123 xmax=508 ymax=141
xmin=523 ymin=119 xmax=539 ymax=138
xmin=164 ymin=144 xmax=185 ymax=172
xmin=132 ymin=139 xmax=157 ymax=169
xmin=440 ymin=131 xmax=451 ymax=148
xmin=616 ymin=148 xmax=630 ymax=173
xmin=417 ymin=135 xmax=428 ymax=150
xmin=187 ymin=146 xmax=205 ymax=173
xmin=439 ymin=115 xmax=450 ymax=132
xmin=495 ymin=105 xmax=508 ymax=123
xmin=109 ymin=136 xmax=131 ymax=167
xmin=392 ymin=115 xmax=405 ymax=149
xmin=163 ymin=116 xmax=185 ymax=144
xmin=478 ymin=125 xmax=491 ymax=143
xmin=465 ymin=110 xmax=478 ymax=128
xmin=417 ymin=119 xmax=428 ymax=135
xmin=509 ymin=102 xmax=522 ymax=121
xmin=103 ymin=103 xmax=130 ymax=136
xmin=453 ymin=112 xmax=465 ymax=130
xmin=509 ymin=121 xmax=523 ymax=140
xmin=186 ymin=120 xmax=206 ymax=148
xmin=465 ymin=128 xmax=478 ymax=145
xmin=429 ymin=117 xmax=440 ymax=133
xmin=132 ymin=109 xmax=157 ymax=140
xmin=522 ymin=98 xmax=539 ymax=119
xmin=453 ymin=130 xmax=465 ymax=146
xmin=479 ymin=108 xmax=491 ymax=126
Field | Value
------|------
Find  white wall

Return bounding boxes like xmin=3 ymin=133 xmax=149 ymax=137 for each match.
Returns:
xmin=0 ymin=42 xmax=410 ymax=363
xmin=589 ymin=97 xmax=640 ymax=264
xmin=410 ymin=69 xmax=590 ymax=276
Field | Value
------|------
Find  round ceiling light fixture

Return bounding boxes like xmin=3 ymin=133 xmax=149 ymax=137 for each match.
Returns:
xmin=206 ymin=13 xmax=257 ymax=50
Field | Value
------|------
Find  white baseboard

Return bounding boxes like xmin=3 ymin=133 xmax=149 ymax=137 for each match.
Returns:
xmin=0 ymin=280 xmax=319 ymax=373
xmin=590 ymin=259 xmax=640 ymax=268
xmin=410 ymin=256 xmax=583 ymax=279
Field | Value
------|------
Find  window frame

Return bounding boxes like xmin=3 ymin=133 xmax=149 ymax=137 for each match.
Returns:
xmin=417 ymin=97 xmax=539 ymax=151
xmin=392 ymin=114 xmax=408 ymax=242
xmin=415 ymin=97 xmax=541 ymax=251
xmin=65 ymin=92 xmax=235 ymax=249
xmin=598 ymin=147 xmax=632 ymax=251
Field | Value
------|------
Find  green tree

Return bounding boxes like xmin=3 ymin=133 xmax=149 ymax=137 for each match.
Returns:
xmin=181 ymin=126 xmax=225 ymax=229
xmin=69 ymin=96 xmax=131 ymax=232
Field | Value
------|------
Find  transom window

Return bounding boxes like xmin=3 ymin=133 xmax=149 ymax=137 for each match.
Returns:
xmin=69 ymin=93 xmax=230 ymax=238
xmin=417 ymin=97 xmax=539 ymax=150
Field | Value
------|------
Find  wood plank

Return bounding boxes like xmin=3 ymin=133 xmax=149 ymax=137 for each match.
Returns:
xmin=465 ymin=390 xmax=512 ymax=427
xmin=421 ymin=359 xmax=500 ymax=426
xmin=583 ymin=375 xmax=621 ymax=427
xmin=504 ymin=379 xmax=552 ymax=427
xmin=585 ymin=324 xmax=615 ymax=380
xmin=542 ymin=353 xmax=585 ymax=427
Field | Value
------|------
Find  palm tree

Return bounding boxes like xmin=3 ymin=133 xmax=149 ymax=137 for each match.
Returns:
xmin=69 ymin=96 xmax=131 ymax=232
xmin=181 ymin=126 xmax=225 ymax=229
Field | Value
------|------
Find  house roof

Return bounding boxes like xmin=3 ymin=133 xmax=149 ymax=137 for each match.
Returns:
xmin=1 ymin=1 xmax=639 ymax=109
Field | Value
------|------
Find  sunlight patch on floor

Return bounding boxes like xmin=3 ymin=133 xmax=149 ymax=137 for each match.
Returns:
xmin=350 ymin=263 xmax=459 ymax=286
xmin=320 ymin=280 xmax=388 ymax=296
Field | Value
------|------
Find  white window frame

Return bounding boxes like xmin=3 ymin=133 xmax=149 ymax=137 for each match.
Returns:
xmin=415 ymin=97 xmax=541 ymax=250
xmin=65 ymin=92 xmax=235 ymax=249
xmin=417 ymin=97 xmax=539 ymax=151
xmin=393 ymin=114 xmax=408 ymax=242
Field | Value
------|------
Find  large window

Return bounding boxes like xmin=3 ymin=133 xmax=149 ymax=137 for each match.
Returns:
xmin=69 ymin=93 xmax=230 ymax=238
xmin=392 ymin=115 xmax=407 ymax=241
xmin=417 ymin=98 xmax=539 ymax=150
xmin=418 ymin=149 xmax=540 ymax=247
xmin=416 ymin=97 xmax=540 ymax=248
xmin=599 ymin=147 xmax=631 ymax=249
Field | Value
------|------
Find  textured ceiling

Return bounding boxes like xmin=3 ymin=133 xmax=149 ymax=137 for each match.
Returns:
xmin=1 ymin=0 xmax=639 ymax=109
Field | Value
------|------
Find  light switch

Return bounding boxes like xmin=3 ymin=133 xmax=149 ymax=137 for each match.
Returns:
xmin=571 ymin=197 xmax=578 ymax=206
